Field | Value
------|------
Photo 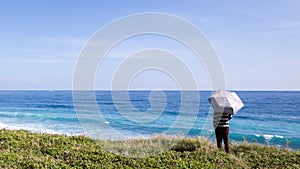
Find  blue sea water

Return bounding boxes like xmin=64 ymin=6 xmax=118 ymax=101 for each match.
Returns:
xmin=0 ymin=90 xmax=299 ymax=150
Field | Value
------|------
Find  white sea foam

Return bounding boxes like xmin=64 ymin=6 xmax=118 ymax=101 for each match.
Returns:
xmin=0 ymin=123 xmax=23 ymax=131
xmin=263 ymin=134 xmax=274 ymax=140
xmin=262 ymin=134 xmax=285 ymax=140
xmin=0 ymin=122 xmax=8 ymax=129
xmin=275 ymin=135 xmax=284 ymax=138
xmin=0 ymin=122 xmax=83 ymax=136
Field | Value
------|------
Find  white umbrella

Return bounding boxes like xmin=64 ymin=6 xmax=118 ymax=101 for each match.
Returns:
xmin=208 ymin=90 xmax=244 ymax=115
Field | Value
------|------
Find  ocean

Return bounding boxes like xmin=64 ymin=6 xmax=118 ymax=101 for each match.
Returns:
xmin=0 ymin=90 xmax=299 ymax=150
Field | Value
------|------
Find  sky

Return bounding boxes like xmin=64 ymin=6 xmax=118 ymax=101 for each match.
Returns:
xmin=0 ymin=0 xmax=299 ymax=90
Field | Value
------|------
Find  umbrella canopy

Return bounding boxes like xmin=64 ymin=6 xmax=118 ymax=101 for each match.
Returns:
xmin=208 ymin=90 xmax=244 ymax=115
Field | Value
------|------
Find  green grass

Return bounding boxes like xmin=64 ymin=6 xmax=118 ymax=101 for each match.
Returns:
xmin=0 ymin=129 xmax=299 ymax=168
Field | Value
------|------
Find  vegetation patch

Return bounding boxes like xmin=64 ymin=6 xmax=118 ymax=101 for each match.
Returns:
xmin=0 ymin=129 xmax=299 ymax=168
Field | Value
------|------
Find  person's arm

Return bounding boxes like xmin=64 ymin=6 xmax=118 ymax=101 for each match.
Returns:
xmin=228 ymin=114 xmax=232 ymax=120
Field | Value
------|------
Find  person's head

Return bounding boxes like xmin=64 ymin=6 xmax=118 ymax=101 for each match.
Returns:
xmin=224 ymin=107 xmax=233 ymax=115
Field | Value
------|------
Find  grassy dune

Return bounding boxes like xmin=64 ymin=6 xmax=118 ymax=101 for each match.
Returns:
xmin=0 ymin=129 xmax=299 ymax=168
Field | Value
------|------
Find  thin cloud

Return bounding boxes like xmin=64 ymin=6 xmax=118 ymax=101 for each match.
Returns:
xmin=269 ymin=21 xmax=300 ymax=35
xmin=43 ymin=37 xmax=86 ymax=47
xmin=0 ymin=57 xmax=75 ymax=63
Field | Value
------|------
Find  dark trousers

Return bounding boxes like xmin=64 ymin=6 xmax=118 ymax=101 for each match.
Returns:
xmin=215 ymin=127 xmax=230 ymax=153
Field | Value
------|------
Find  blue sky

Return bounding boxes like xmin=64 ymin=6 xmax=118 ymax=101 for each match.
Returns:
xmin=0 ymin=0 xmax=299 ymax=90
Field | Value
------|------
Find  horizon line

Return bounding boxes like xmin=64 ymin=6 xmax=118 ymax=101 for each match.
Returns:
xmin=1 ymin=89 xmax=300 ymax=92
